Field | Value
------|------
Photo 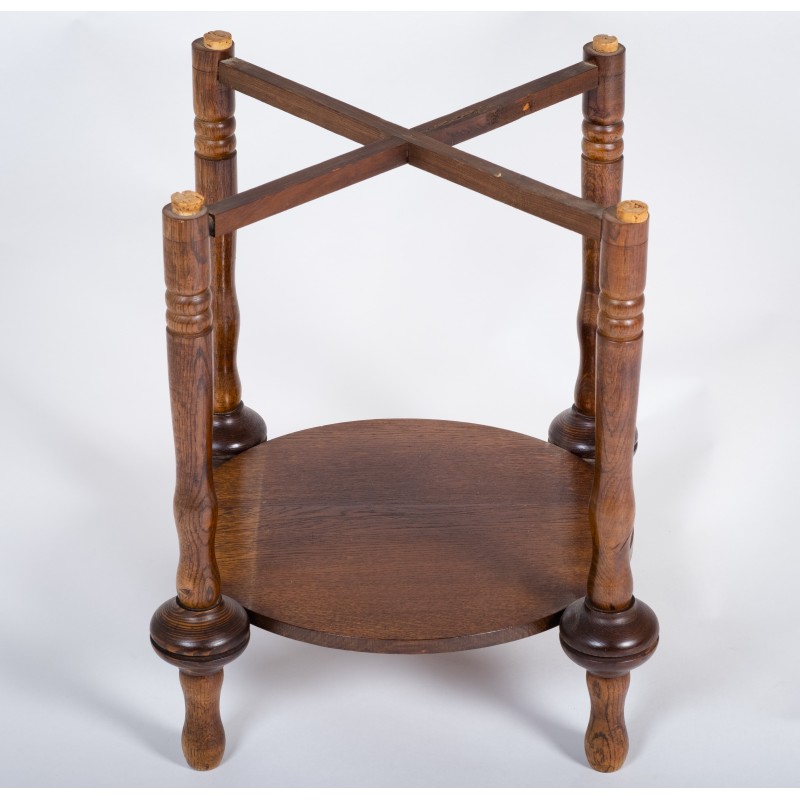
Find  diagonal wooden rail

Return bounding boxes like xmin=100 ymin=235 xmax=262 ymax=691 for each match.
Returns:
xmin=208 ymin=59 xmax=604 ymax=238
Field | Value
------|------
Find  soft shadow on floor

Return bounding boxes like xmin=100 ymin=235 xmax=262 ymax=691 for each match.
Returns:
xmin=224 ymin=630 xmax=586 ymax=769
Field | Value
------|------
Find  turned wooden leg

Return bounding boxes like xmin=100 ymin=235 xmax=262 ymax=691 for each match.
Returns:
xmin=549 ymin=34 xmax=624 ymax=459
xmin=180 ymin=670 xmax=225 ymax=771
xmin=193 ymin=30 xmax=266 ymax=466
xmin=151 ymin=191 xmax=249 ymax=770
xmin=560 ymin=196 xmax=658 ymax=772
xmin=585 ymin=672 xmax=629 ymax=772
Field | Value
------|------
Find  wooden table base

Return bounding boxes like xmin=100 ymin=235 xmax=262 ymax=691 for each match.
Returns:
xmin=151 ymin=30 xmax=659 ymax=774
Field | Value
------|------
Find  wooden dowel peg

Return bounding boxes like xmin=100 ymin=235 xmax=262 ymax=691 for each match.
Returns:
xmin=616 ymin=199 xmax=648 ymax=223
xmin=592 ymin=35 xmax=619 ymax=54
xmin=203 ymin=30 xmax=233 ymax=51
xmin=171 ymin=191 xmax=205 ymax=216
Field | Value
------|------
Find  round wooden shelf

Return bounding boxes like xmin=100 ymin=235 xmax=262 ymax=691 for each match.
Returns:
xmin=214 ymin=419 xmax=593 ymax=654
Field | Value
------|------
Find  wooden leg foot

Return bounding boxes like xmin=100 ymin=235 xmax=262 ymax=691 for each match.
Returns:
xmin=585 ymin=671 xmax=629 ymax=772
xmin=180 ymin=670 xmax=226 ymax=771
xmin=151 ymin=596 xmax=249 ymax=771
xmin=560 ymin=597 xmax=658 ymax=772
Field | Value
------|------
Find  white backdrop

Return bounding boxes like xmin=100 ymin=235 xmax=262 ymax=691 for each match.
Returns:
xmin=1 ymin=12 xmax=798 ymax=788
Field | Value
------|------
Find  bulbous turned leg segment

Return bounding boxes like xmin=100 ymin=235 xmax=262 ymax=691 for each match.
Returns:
xmin=560 ymin=597 xmax=658 ymax=772
xmin=585 ymin=671 xmax=630 ymax=772
xmin=151 ymin=596 xmax=249 ymax=770
xmin=549 ymin=405 xmax=596 ymax=460
xmin=212 ymin=402 xmax=267 ymax=467
xmin=549 ymin=406 xmax=637 ymax=460
xmin=180 ymin=670 xmax=226 ymax=771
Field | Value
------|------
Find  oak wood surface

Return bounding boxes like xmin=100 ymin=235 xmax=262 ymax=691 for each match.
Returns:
xmin=154 ymin=33 xmax=658 ymax=774
xmin=209 ymin=58 xmax=603 ymax=237
xmin=417 ymin=62 xmax=598 ymax=146
xmin=154 ymin=192 xmax=251 ymax=773
xmin=219 ymin=58 xmax=597 ymax=148
xmin=180 ymin=670 xmax=226 ymax=771
xmin=558 ymin=202 xmax=656 ymax=773
xmin=588 ymin=206 xmax=647 ymax=611
xmin=584 ymin=672 xmax=630 ymax=773
xmin=549 ymin=41 xmax=626 ymax=459
xmin=576 ymin=42 xmax=625 ymax=419
xmin=210 ymin=139 xmax=408 ymax=236
xmin=193 ymin=37 xmax=241 ymax=415
xmin=210 ymin=60 xmax=598 ymax=236
xmin=213 ymin=419 xmax=594 ymax=653
xmin=163 ymin=203 xmax=220 ymax=611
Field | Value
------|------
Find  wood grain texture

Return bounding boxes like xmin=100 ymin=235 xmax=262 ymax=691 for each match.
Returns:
xmin=585 ymin=672 xmax=629 ymax=772
xmin=559 ymin=200 xmax=657 ymax=774
xmin=417 ymin=62 xmax=597 ymax=146
xmin=547 ymin=405 xmax=597 ymax=462
xmin=210 ymin=59 xmax=598 ymax=235
xmin=163 ymin=203 xmax=220 ymax=610
xmin=219 ymin=58 xmax=597 ymax=148
xmin=589 ymin=206 xmax=647 ymax=611
xmin=180 ymin=670 xmax=226 ymax=771
xmin=193 ymin=35 xmax=266 ymax=462
xmin=210 ymin=139 xmax=408 ymax=236
xmin=158 ymin=199 xmax=251 ymax=774
xmin=212 ymin=402 xmax=268 ymax=467
xmin=150 ymin=595 xmax=250 ymax=672
xmin=193 ymin=36 xmax=242 ymax=415
xmin=405 ymin=133 xmax=602 ymax=237
xmin=549 ymin=42 xmax=625 ymax=459
xmin=153 ymin=36 xmax=659 ymax=773
xmin=576 ymin=42 xmax=625 ymax=417
xmin=213 ymin=58 xmax=603 ymax=237
xmin=559 ymin=596 xmax=658 ymax=675
xmin=213 ymin=419 xmax=594 ymax=653
xmin=219 ymin=58 xmax=388 ymax=145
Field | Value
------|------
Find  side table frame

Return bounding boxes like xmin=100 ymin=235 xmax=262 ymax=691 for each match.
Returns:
xmin=150 ymin=30 xmax=659 ymax=773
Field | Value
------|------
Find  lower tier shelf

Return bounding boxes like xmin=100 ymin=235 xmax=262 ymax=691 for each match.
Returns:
xmin=214 ymin=419 xmax=593 ymax=654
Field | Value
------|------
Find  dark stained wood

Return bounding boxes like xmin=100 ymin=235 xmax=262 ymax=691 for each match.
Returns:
xmin=219 ymin=58 xmax=597 ymax=148
xmin=218 ymin=58 xmax=388 ymax=145
xmin=560 ymin=596 xmax=659 ymax=676
xmin=559 ymin=198 xmax=657 ymax=774
xmin=210 ymin=139 xmax=408 ymax=236
xmin=154 ymin=190 xmax=250 ymax=772
xmin=211 ymin=132 xmax=600 ymax=238
xmin=212 ymin=402 xmax=268 ymax=468
xmin=589 ymin=204 xmax=647 ymax=611
xmin=549 ymin=40 xmax=626 ymax=458
xmin=162 ymin=200 xmax=219 ymax=610
xmin=584 ymin=672 xmax=630 ymax=773
xmin=547 ymin=406 xmax=596 ymax=461
xmin=180 ymin=670 xmax=226 ymax=771
xmin=405 ymin=133 xmax=602 ymax=237
xmin=417 ymin=62 xmax=598 ymax=145
xmin=193 ymin=36 xmax=267 ymax=461
xmin=154 ymin=34 xmax=658 ymax=774
xmin=193 ymin=37 xmax=241 ymax=415
xmin=214 ymin=58 xmax=603 ymax=237
xmin=576 ymin=42 xmax=625 ymax=419
xmin=150 ymin=595 xmax=250 ymax=670
xmin=560 ymin=596 xmax=658 ymax=777
xmin=214 ymin=419 xmax=594 ymax=654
